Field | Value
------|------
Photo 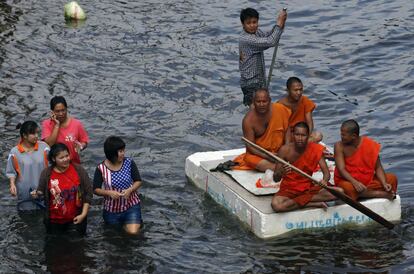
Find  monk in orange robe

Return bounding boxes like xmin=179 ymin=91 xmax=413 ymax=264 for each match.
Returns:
xmin=271 ymin=122 xmax=343 ymax=212
xmin=278 ymin=77 xmax=322 ymax=143
xmin=233 ymin=88 xmax=291 ymax=171
xmin=334 ymin=119 xmax=397 ymax=201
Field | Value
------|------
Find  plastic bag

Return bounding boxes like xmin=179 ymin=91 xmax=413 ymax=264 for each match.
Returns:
xmin=256 ymin=169 xmax=280 ymax=189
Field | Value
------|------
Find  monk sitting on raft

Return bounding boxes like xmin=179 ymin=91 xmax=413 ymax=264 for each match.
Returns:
xmin=233 ymin=88 xmax=291 ymax=172
xmin=278 ymin=76 xmax=323 ymax=143
xmin=334 ymin=119 xmax=398 ymax=201
xmin=271 ymin=122 xmax=343 ymax=212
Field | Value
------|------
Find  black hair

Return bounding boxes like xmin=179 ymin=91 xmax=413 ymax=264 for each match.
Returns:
xmin=104 ymin=136 xmax=126 ymax=164
xmin=50 ymin=96 xmax=68 ymax=110
xmin=16 ymin=121 xmax=39 ymax=138
xmin=286 ymin=77 xmax=303 ymax=90
xmin=293 ymin=121 xmax=310 ymax=134
xmin=341 ymin=119 xmax=360 ymax=136
xmin=48 ymin=143 xmax=70 ymax=166
xmin=240 ymin=8 xmax=259 ymax=23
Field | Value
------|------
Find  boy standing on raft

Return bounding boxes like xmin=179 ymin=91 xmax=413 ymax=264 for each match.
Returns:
xmin=239 ymin=7 xmax=287 ymax=106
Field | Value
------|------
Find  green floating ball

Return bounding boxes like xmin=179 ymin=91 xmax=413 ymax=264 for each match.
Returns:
xmin=64 ymin=1 xmax=86 ymax=20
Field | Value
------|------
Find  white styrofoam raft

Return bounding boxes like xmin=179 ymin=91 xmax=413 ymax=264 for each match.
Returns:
xmin=185 ymin=149 xmax=402 ymax=239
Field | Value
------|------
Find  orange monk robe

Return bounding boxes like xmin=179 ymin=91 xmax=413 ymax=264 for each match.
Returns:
xmin=334 ymin=136 xmax=398 ymax=201
xmin=233 ymin=102 xmax=291 ymax=170
xmin=283 ymin=95 xmax=315 ymax=128
xmin=276 ymin=142 xmax=324 ymax=207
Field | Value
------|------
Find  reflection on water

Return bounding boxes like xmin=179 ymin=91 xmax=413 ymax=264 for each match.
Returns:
xmin=0 ymin=0 xmax=413 ymax=273
xmin=44 ymin=236 xmax=90 ymax=273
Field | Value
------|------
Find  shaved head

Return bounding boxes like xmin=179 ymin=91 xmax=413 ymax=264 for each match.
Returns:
xmin=252 ymin=88 xmax=271 ymax=114
xmin=254 ymin=88 xmax=270 ymax=100
xmin=341 ymin=119 xmax=360 ymax=136
xmin=293 ymin=121 xmax=309 ymax=135
xmin=286 ymin=77 xmax=302 ymax=90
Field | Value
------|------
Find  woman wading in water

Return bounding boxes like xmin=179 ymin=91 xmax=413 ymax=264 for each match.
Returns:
xmin=32 ymin=143 xmax=92 ymax=235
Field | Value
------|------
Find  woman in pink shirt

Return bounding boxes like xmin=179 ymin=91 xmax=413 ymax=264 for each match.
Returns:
xmin=42 ymin=96 xmax=89 ymax=165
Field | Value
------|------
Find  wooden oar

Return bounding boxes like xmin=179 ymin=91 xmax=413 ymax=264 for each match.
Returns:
xmin=241 ymin=137 xmax=395 ymax=229
xmin=266 ymin=7 xmax=287 ymax=90
xmin=266 ymin=42 xmax=279 ymax=90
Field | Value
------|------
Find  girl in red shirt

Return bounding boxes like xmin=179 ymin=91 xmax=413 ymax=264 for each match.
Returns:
xmin=32 ymin=143 xmax=92 ymax=235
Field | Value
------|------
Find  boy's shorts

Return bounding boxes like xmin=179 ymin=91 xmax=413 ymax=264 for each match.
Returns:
xmin=103 ymin=203 xmax=142 ymax=225
xmin=241 ymin=84 xmax=260 ymax=106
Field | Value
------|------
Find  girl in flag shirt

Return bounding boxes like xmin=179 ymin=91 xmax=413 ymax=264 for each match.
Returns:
xmin=93 ymin=136 xmax=143 ymax=235
xmin=32 ymin=143 xmax=92 ymax=235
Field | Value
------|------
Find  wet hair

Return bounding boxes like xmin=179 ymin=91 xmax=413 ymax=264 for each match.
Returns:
xmin=50 ymin=96 xmax=68 ymax=110
xmin=104 ymin=136 xmax=126 ymax=164
xmin=286 ymin=77 xmax=303 ymax=90
xmin=341 ymin=119 xmax=360 ymax=136
xmin=293 ymin=121 xmax=310 ymax=134
xmin=240 ymin=8 xmax=259 ymax=23
xmin=16 ymin=121 xmax=39 ymax=138
xmin=48 ymin=143 xmax=70 ymax=166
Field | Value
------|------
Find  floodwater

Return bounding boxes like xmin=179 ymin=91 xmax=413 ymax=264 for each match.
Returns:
xmin=0 ymin=0 xmax=413 ymax=273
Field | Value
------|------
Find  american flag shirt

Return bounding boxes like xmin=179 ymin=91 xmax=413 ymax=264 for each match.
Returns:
xmin=93 ymin=158 xmax=141 ymax=213
xmin=239 ymin=25 xmax=283 ymax=88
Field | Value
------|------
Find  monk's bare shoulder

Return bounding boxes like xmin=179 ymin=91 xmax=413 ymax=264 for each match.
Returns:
xmin=242 ymin=109 xmax=259 ymax=134
xmin=277 ymin=143 xmax=291 ymax=158
xmin=334 ymin=141 xmax=343 ymax=153
xmin=242 ymin=109 xmax=255 ymax=126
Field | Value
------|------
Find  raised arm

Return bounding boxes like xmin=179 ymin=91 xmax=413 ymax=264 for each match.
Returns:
xmin=276 ymin=8 xmax=287 ymax=29
xmin=241 ymin=25 xmax=283 ymax=50
xmin=262 ymin=9 xmax=288 ymax=36
xmin=42 ymin=115 xmax=60 ymax=147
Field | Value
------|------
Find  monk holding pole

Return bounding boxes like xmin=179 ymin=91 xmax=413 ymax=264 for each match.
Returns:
xmin=242 ymin=127 xmax=396 ymax=229
xmin=271 ymin=122 xmax=343 ymax=212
